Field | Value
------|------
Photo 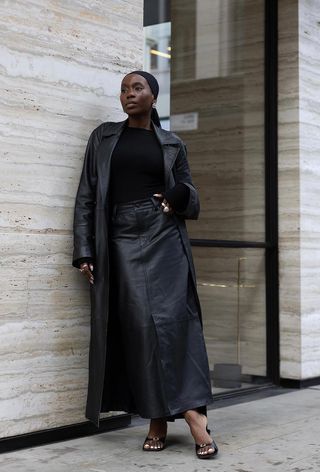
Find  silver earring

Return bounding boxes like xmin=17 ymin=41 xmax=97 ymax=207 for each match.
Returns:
xmin=152 ymin=103 xmax=157 ymax=108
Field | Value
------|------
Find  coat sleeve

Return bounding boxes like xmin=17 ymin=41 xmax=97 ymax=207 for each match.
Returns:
xmin=171 ymin=142 xmax=200 ymax=220
xmin=72 ymin=130 xmax=98 ymax=268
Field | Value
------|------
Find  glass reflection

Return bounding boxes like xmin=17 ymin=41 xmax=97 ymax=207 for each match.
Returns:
xmin=192 ymin=247 xmax=267 ymax=391
xmin=171 ymin=0 xmax=265 ymax=241
xmin=144 ymin=21 xmax=171 ymax=130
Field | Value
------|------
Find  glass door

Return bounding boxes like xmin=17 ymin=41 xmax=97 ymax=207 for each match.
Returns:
xmin=144 ymin=0 xmax=278 ymax=395
xmin=171 ymin=0 xmax=268 ymax=393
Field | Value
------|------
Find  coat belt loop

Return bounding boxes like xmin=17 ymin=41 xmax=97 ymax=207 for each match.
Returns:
xmin=112 ymin=204 xmax=118 ymax=218
xmin=151 ymin=195 xmax=160 ymax=210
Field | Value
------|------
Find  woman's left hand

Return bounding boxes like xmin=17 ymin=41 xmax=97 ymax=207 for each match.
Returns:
xmin=153 ymin=193 xmax=173 ymax=214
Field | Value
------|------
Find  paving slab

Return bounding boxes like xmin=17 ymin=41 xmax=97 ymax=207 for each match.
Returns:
xmin=0 ymin=387 xmax=320 ymax=472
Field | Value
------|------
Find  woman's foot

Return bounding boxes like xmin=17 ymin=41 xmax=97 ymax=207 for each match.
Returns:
xmin=183 ymin=410 xmax=217 ymax=458
xmin=142 ymin=418 xmax=167 ymax=451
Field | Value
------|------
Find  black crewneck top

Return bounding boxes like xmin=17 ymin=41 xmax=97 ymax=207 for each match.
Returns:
xmin=109 ymin=126 xmax=165 ymax=204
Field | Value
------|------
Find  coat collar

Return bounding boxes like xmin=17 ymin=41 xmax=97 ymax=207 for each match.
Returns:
xmin=100 ymin=118 xmax=181 ymax=146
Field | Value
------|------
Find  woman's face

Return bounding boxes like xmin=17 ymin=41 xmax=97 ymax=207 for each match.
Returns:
xmin=120 ymin=74 xmax=155 ymax=117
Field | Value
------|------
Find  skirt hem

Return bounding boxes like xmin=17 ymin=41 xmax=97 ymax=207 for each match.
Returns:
xmin=101 ymin=395 xmax=214 ymax=421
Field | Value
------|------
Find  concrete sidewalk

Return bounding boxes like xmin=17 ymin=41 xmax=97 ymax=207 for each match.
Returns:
xmin=1 ymin=387 xmax=320 ymax=472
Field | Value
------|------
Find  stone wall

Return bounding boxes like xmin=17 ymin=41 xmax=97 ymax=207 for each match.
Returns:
xmin=0 ymin=0 xmax=143 ymax=438
xmin=278 ymin=0 xmax=301 ymax=379
xmin=278 ymin=0 xmax=320 ymax=380
xmin=299 ymin=0 xmax=320 ymax=379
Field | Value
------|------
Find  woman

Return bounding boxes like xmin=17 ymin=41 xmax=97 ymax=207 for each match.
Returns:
xmin=72 ymin=70 xmax=218 ymax=459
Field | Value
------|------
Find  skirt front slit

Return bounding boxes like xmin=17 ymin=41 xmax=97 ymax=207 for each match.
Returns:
xmin=107 ymin=196 xmax=213 ymax=420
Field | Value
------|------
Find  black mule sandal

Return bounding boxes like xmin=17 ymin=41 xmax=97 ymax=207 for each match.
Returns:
xmin=142 ymin=435 xmax=166 ymax=452
xmin=195 ymin=426 xmax=218 ymax=459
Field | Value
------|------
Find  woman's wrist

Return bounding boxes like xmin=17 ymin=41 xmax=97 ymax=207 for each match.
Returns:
xmin=77 ymin=257 xmax=94 ymax=268
xmin=163 ymin=183 xmax=190 ymax=212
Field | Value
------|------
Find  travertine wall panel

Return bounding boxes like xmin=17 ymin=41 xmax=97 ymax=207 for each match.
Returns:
xmin=0 ymin=0 xmax=143 ymax=438
xmin=299 ymin=0 xmax=320 ymax=379
xmin=278 ymin=0 xmax=301 ymax=379
xmin=278 ymin=0 xmax=320 ymax=380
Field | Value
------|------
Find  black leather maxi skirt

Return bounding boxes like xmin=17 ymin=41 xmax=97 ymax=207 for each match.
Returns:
xmin=108 ymin=196 xmax=213 ymax=420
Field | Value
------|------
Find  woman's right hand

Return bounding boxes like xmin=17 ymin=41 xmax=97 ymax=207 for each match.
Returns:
xmin=80 ymin=262 xmax=94 ymax=285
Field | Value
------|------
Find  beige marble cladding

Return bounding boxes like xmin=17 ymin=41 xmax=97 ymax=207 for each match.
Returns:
xmin=278 ymin=0 xmax=320 ymax=380
xmin=0 ymin=0 xmax=143 ymax=438
xmin=278 ymin=0 xmax=301 ymax=379
xmin=299 ymin=0 xmax=320 ymax=379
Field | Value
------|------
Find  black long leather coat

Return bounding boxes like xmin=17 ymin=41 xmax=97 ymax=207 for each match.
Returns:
xmin=72 ymin=118 xmax=205 ymax=427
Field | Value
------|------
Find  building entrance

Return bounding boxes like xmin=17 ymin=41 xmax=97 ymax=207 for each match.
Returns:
xmin=144 ymin=0 xmax=278 ymax=396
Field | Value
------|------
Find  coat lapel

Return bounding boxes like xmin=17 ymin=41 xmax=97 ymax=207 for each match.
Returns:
xmin=151 ymin=121 xmax=181 ymax=188
xmin=97 ymin=120 xmax=126 ymax=207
